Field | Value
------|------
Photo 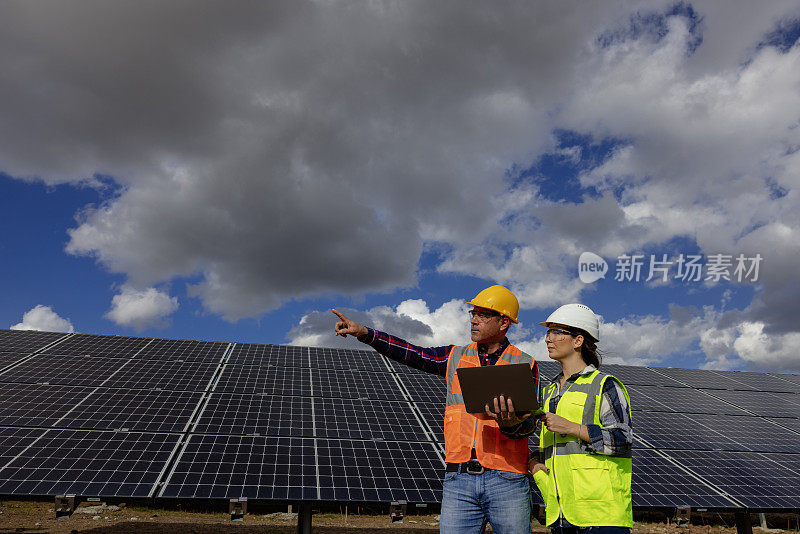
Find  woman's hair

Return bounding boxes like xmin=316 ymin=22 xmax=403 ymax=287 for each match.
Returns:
xmin=574 ymin=329 xmax=601 ymax=368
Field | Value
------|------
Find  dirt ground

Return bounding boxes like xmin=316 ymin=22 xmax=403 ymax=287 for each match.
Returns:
xmin=0 ymin=500 xmax=798 ymax=534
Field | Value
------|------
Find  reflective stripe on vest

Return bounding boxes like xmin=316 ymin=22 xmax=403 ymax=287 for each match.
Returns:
xmin=443 ymin=342 xmax=535 ymax=473
xmin=535 ymin=371 xmax=632 ymax=528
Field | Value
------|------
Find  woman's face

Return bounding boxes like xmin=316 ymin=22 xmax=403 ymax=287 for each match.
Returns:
xmin=544 ymin=322 xmax=582 ymax=361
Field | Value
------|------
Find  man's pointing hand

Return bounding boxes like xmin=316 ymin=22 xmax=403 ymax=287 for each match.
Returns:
xmin=332 ymin=309 xmax=369 ymax=338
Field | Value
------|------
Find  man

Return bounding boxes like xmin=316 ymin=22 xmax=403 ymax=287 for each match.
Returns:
xmin=332 ymin=285 xmax=539 ymax=534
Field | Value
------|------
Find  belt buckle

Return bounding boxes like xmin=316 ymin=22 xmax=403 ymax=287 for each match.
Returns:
xmin=465 ymin=460 xmax=484 ymax=475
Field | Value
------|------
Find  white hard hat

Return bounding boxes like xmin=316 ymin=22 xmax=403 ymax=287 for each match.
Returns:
xmin=539 ymin=303 xmax=599 ymax=342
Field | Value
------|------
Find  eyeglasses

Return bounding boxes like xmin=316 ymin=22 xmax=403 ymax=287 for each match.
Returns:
xmin=545 ymin=328 xmax=577 ymax=340
xmin=469 ymin=310 xmax=501 ymax=321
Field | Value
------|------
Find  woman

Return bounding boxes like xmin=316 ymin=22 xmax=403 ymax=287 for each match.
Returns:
xmin=530 ymin=303 xmax=632 ymax=534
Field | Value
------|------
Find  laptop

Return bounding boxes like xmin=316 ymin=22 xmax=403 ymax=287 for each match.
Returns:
xmin=456 ymin=363 xmax=541 ymax=414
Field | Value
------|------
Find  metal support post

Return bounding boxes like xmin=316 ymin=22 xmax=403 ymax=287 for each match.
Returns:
xmin=297 ymin=502 xmax=312 ymax=534
xmin=674 ymin=506 xmax=691 ymax=527
xmin=735 ymin=510 xmax=753 ymax=534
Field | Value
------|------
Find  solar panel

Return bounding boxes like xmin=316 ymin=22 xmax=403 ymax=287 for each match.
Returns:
xmin=602 ymin=364 xmax=687 ymax=387
xmin=396 ymin=373 xmax=444 ymax=404
xmin=414 ymin=402 xmax=445 ymax=443
xmin=226 ymin=343 xmax=305 ymax=367
xmin=709 ymin=369 xmax=797 ymax=393
xmin=159 ymin=434 xmax=318 ymax=500
xmin=316 ymin=439 xmax=443 ymax=503
xmin=0 ymin=352 xmax=33 ymax=370
xmin=60 ymin=388 xmax=204 ymax=433
xmin=42 ymin=333 xmax=151 ymax=358
xmin=0 ymin=429 xmax=180 ymax=497
xmin=701 ymin=389 xmax=800 ymax=418
xmin=651 ymin=367 xmax=755 ymax=391
xmin=310 ymin=368 xmax=406 ymax=401
xmin=665 ymin=449 xmax=800 ymax=509
xmin=0 ymin=330 xmax=68 ymax=353
xmin=0 ymin=354 xmax=131 ymax=387
xmin=135 ymin=339 xmax=229 ymax=362
xmin=308 ymin=346 xmax=389 ymax=372
xmin=214 ymin=365 xmax=311 ymax=396
xmin=626 ymin=384 xmax=749 ymax=416
xmin=386 ymin=358 xmax=431 ymax=375
xmin=193 ymin=393 xmax=314 ymax=437
xmin=102 ymin=360 xmax=220 ymax=391
xmin=632 ymin=411 xmax=746 ymax=451
xmin=0 ymin=427 xmax=48 ymax=466
xmin=0 ymin=384 xmax=93 ymax=427
xmin=314 ymin=398 xmax=429 ymax=442
xmin=777 ymin=373 xmax=800 ymax=388
xmin=631 ymin=448 xmax=737 ymax=508
xmin=536 ymin=360 xmax=561 ymax=382
xmin=684 ymin=413 xmax=800 ymax=454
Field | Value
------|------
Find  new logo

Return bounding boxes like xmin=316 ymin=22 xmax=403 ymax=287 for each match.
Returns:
xmin=578 ymin=252 xmax=608 ymax=283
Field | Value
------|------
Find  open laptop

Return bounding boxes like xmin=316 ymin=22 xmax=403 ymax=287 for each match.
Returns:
xmin=456 ymin=363 xmax=541 ymax=414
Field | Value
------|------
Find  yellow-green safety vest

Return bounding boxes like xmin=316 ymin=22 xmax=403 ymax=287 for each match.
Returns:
xmin=533 ymin=369 xmax=632 ymax=527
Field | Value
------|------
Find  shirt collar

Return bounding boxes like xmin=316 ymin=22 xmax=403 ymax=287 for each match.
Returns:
xmin=552 ymin=363 xmax=597 ymax=383
xmin=477 ymin=337 xmax=510 ymax=357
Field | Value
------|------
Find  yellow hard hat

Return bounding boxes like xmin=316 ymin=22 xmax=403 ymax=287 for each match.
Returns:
xmin=468 ymin=285 xmax=519 ymax=323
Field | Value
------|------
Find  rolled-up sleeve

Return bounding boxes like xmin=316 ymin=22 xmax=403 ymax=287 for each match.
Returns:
xmin=585 ymin=377 xmax=632 ymax=456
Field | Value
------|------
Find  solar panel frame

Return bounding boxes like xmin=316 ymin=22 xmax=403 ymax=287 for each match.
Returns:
xmin=310 ymin=368 xmax=406 ymax=401
xmin=664 ymin=449 xmax=800 ymax=509
xmin=316 ymin=439 xmax=444 ymax=503
xmin=631 ymin=411 xmax=746 ymax=451
xmin=414 ymin=402 xmax=445 ymax=443
xmin=0 ymin=429 xmax=181 ymax=498
xmin=396 ymin=372 xmax=445 ymax=404
xmin=226 ymin=343 xmax=306 ymax=367
xmin=307 ymin=346 xmax=389 ymax=372
xmin=626 ymin=385 xmax=750 ymax=416
xmin=631 ymin=448 xmax=739 ymax=508
xmin=0 ymin=427 xmax=49 ymax=467
xmin=59 ymin=388 xmax=205 ymax=433
xmin=192 ymin=393 xmax=314 ymax=437
xmin=0 ymin=384 xmax=94 ymax=427
xmin=0 ymin=330 xmax=69 ymax=354
xmin=102 ymin=360 xmax=221 ymax=392
xmin=386 ymin=358 xmax=431 ymax=375
xmin=683 ymin=413 xmax=800 ymax=454
xmin=651 ymin=367 xmax=756 ymax=390
xmin=0 ymin=352 xmax=34 ymax=371
xmin=135 ymin=339 xmax=229 ymax=362
xmin=214 ymin=365 xmax=312 ymax=396
xmin=159 ymin=434 xmax=318 ymax=500
xmin=602 ymin=364 xmax=688 ymax=387
xmin=41 ymin=334 xmax=152 ymax=358
xmin=708 ymin=369 xmax=797 ymax=393
xmin=313 ymin=398 xmax=430 ymax=442
xmin=0 ymin=354 xmax=132 ymax=387
xmin=701 ymin=389 xmax=800 ymax=418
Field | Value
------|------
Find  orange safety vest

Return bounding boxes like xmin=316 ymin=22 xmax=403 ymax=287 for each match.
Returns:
xmin=444 ymin=342 xmax=535 ymax=473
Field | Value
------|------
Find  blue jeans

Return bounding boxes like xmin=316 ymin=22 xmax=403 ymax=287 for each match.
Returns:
xmin=440 ymin=469 xmax=531 ymax=534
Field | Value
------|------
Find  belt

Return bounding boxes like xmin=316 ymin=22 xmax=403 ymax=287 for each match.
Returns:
xmin=445 ymin=460 xmax=486 ymax=475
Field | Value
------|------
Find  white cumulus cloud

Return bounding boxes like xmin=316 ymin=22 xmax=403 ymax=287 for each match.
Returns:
xmin=105 ymin=286 xmax=178 ymax=331
xmin=11 ymin=305 xmax=74 ymax=333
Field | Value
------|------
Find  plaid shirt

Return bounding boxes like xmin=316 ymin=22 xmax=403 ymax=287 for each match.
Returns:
xmin=358 ymin=328 xmax=539 ymax=438
xmin=543 ymin=364 xmax=632 ymax=455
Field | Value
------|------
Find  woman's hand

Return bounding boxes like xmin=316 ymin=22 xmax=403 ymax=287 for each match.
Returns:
xmin=541 ymin=412 xmax=581 ymax=437
xmin=528 ymin=459 xmax=549 ymax=475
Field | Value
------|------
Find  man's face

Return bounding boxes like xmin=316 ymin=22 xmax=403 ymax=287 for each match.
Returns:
xmin=469 ymin=306 xmax=507 ymax=343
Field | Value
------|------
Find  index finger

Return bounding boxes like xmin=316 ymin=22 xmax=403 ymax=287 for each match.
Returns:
xmin=331 ymin=309 xmax=348 ymax=321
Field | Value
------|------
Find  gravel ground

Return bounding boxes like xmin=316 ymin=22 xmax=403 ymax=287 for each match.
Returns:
xmin=0 ymin=500 xmax=797 ymax=533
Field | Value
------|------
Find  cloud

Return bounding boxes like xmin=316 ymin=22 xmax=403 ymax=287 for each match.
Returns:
xmin=700 ymin=321 xmax=800 ymax=372
xmin=288 ymin=298 xmax=472 ymax=348
xmin=11 ymin=305 xmax=74 ymax=333
xmin=104 ymin=286 xmax=178 ymax=331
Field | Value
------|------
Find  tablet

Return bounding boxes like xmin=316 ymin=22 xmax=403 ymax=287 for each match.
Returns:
xmin=456 ymin=363 xmax=541 ymax=414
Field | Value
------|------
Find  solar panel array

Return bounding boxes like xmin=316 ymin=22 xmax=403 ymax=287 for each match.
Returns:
xmin=1 ymin=328 xmax=800 ymax=511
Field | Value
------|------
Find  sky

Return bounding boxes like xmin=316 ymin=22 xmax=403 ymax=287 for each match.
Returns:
xmin=1 ymin=0 xmax=799 ymax=373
